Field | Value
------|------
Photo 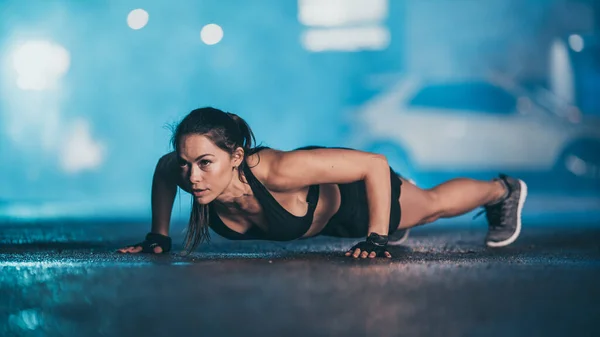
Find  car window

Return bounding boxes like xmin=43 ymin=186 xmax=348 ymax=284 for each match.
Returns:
xmin=407 ymin=82 xmax=517 ymax=114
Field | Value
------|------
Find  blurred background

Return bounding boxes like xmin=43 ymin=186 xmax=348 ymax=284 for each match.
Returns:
xmin=1 ymin=0 xmax=599 ymax=222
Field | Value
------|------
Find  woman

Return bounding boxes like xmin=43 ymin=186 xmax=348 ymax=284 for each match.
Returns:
xmin=118 ymin=107 xmax=527 ymax=259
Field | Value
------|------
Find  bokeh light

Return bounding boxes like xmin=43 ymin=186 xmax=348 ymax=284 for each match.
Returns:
xmin=127 ymin=9 xmax=149 ymax=30
xmin=568 ymin=34 xmax=584 ymax=52
xmin=200 ymin=24 xmax=224 ymax=45
xmin=11 ymin=41 xmax=70 ymax=91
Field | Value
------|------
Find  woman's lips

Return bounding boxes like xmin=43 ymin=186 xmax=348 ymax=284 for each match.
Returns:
xmin=192 ymin=189 xmax=208 ymax=197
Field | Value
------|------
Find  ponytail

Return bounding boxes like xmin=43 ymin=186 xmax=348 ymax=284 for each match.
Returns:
xmin=225 ymin=112 xmax=256 ymax=153
xmin=225 ymin=112 xmax=262 ymax=181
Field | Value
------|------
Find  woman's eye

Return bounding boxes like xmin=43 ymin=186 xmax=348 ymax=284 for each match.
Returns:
xmin=199 ymin=160 xmax=211 ymax=167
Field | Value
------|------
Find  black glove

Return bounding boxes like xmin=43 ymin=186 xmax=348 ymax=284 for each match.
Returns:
xmin=347 ymin=233 xmax=390 ymax=258
xmin=130 ymin=232 xmax=172 ymax=253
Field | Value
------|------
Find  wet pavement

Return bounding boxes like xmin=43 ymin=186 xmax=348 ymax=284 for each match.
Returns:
xmin=1 ymin=219 xmax=600 ymax=337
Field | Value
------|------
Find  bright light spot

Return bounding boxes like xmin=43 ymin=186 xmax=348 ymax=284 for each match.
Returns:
xmin=298 ymin=0 xmax=387 ymax=27
xmin=12 ymin=41 xmax=70 ymax=91
xmin=60 ymin=119 xmax=105 ymax=173
xmin=200 ymin=24 xmax=224 ymax=45
xmin=127 ymin=9 xmax=149 ymax=30
xmin=301 ymin=26 xmax=389 ymax=52
xmin=568 ymin=34 xmax=584 ymax=52
xmin=566 ymin=155 xmax=587 ymax=176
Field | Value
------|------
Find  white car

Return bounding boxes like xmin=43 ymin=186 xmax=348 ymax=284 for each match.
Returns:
xmin=346 ymin=77 xmax=600 ymax=188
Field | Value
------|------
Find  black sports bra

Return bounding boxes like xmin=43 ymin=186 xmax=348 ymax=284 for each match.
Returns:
xmin=208 ymin=148 xmax=320 ymax=241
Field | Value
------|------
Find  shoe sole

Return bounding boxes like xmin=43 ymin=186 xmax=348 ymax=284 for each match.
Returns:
xmin=486 ymin=179 xmax=527 ymax=247
xmin=388 ymin=229 xmax=410 ymax=246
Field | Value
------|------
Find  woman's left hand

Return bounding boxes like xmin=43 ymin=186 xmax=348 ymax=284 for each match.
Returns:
xmin=345 ymin=233 xmax=392 ymax=259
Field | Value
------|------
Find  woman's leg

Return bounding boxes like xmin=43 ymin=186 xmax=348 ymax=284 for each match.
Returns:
xmin=397 ymin=177 xmax=507 ymax=228
xmin=396 ymin=174 xmax=527 ymax=247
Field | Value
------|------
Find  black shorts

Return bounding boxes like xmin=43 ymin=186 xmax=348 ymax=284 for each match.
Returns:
xmin=320 ymin=167 xmax=403 ymax=238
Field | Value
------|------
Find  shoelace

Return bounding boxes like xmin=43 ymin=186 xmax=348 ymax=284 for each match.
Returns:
xmin=473 ymin=202 xmax=505 ymax=229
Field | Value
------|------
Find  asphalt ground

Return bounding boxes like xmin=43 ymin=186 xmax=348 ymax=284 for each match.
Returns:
xmin=1 ymin=216 xmax=599 ymax=337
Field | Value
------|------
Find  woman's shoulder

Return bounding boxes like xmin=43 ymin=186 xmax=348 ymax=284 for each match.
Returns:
xmin=246 ymin=147 xmax=315 ymax=192
xmin=245 ymin=147 xmax=281 ymax=185
xmin=156 ymin=151 xmax=180 ymax=176
xmin=245 ymin=146 xmax=328 ymax=192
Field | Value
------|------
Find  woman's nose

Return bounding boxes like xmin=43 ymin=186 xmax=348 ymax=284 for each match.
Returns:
xmin=189 ymin=166 xmax=203 ymax=183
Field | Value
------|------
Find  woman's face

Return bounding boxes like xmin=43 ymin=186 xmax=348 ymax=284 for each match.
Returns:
xmin=177 ymin=134 xmax=242 ymax=204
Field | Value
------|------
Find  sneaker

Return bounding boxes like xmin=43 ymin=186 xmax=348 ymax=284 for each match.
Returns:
xmin=477 ymin=174 xmax=528 ymax=247
xmin=388 ymin=228 xmax=410 ymax=246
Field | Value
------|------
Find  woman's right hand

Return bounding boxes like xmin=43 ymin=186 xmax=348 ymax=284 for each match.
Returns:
xmin=117 ymin=232 xmax=172 ymax=254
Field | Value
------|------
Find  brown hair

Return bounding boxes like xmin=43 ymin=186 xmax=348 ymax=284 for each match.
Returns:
xmin=171 ymin=107 xmax=259 ymax=254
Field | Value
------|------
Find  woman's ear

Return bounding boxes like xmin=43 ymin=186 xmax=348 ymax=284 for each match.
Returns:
xmin=231 ymin=147 xmax=245 ymax=168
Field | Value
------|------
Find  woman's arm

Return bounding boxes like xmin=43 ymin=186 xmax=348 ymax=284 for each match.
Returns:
xmin=264 ymin=148 xmax=392 ymax=236
xmin=150 ymin=152 xmax=179 ymax=236
xmin=118 ymin=152 xmax=179 ymax=254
